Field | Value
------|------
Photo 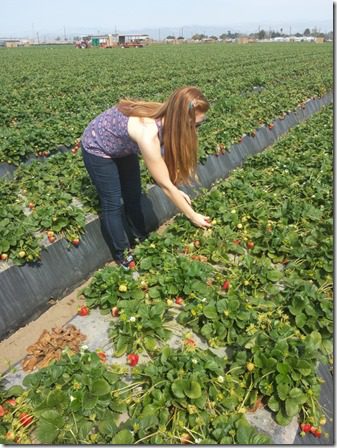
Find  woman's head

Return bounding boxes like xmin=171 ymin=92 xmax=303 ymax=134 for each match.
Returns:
xmin=118 ymin=86 xmax=209 ymax=184
xmin=160 ymin=87 xmax=209 ymax=184
xmin=164 ymin=86 xmax=209 ymax=124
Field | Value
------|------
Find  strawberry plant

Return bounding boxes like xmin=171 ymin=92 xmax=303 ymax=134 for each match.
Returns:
xmin=122 ymin=346 xmax=271 ymax=444
xmin=0 ymin=383 xmax=32 ymax=444
xmin=21 ymin=349 xmax=130 ymax=444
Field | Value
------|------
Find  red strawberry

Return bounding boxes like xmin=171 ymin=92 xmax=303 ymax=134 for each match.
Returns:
xmin=300 ymin=423 xmax=311 ymax=433
xmin=6 ymin=399 xmax=16 ymax=407
xmin=128 ymin=260 xmax=136 ymax=269
xmin=127 ymin=353 xmax=139 ymax=367
xmin=72 ymin=238 xmax=80 ymax=247
xmin=78 ymin=306 xmax=89 ymax=316
xmin=111 ymin=306 xmax=119 ymax=317
xmin=175 ymin=296 xmax=184 ymax=305
xmin=246 ymin=241 xmax=254 ymax=249
xmin=222 ymin=280 xmax=230 ymax=291
xmin=97 ymin=351 xmax=107 ymax=363
xmin=19 ymin=412 xmax=33 ymax=427
xmin=184 ymin=338 xmax=196 ymax=347
xmin=0 ymin=405 xmax=5 ymax=417
xmin=313 ymin=430 xmax=321 ymax=438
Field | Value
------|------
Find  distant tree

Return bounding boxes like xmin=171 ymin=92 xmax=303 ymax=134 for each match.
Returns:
xmin=258 ymin=29 xmax=266 ymax=40
xmin=209 ymin=35 xmax=218 ymax=40
xmin=166 ymin=35 xmax=175 ymax=40
xmin=55 ymin=36 xmax=61 ymax=41
xmin=192 ymin=33 xmax=207 ymax=40
xmin=303 ymin=28 xmax=311 ymax=36
xmin=219 ymin=30 xmax=236 ymax=39
xmin=295 ymin=32 xmax=302 ymax=37
xmin=177 ymin=36 xmax=184 ymax=40
xmin=271 ymin=30 xmax=282 ymax=38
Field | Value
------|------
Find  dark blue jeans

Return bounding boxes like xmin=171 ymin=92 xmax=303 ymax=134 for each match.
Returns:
xmin=82 ymin=147 xmax=147 ymax=261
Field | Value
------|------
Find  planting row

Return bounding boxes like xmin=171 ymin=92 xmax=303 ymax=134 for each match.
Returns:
xmin=0 ymin=43 xmax=332 ymax=164
xmin=0 ymin=105 xmax=332 ymax=444
xmin=0 ymin=93 xmax=331 ymax=264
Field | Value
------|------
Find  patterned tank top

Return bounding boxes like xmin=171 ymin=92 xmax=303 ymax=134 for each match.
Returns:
xmin=81 ymin=106 xmax=163 ymax=158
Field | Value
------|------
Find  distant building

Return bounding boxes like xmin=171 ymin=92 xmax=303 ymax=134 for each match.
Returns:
xmin=81 ymin=33 xmax=149 ymax=48
xmin=0 ymin=38 xmax=31 ymax=48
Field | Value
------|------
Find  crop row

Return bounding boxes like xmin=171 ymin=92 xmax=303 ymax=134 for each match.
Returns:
xmin=0 ymin=105 xmax=332 ymax=444
xmin=0 ymin=43 xmax=332 ymax=164
xmin=0 ymin=94 xmax=332 ymax=263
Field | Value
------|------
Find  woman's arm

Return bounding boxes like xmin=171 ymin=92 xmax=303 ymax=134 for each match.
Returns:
xmin=138 ymin=133 xmax=211 ymax=229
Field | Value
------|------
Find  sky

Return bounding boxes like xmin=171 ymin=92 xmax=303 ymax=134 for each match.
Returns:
xmin=0 ymin=0 xmax=333 ymax=38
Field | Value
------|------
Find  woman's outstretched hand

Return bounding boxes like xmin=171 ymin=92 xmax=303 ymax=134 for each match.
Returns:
xmin=190 ymin=212 xmax=212 ymax=229
xmin=178 ymin=190 xmax=211 ymax=228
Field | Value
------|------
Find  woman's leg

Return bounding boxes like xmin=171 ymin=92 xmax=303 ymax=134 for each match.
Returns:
xmin=81 ymin=149 xmax=130 ymax=261
xmin=116 ymin=154 xmax=148 ymax=241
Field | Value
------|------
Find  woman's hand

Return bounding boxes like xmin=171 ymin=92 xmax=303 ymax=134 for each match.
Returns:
xmin=189 ymin=212 xmax=212 ymax=229
xmin=178 ymin=190 xmax=192 ymax=205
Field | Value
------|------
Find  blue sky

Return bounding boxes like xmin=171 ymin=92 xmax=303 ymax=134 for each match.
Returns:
xmin=0 ymin=0 xmax=333 ymax=37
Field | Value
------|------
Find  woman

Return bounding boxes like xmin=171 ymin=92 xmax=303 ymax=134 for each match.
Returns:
xmin=81 ymin=86 xmax=212 ymax=269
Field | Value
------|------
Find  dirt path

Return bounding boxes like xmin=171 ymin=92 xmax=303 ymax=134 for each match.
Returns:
xmin=0 ymin=277 xmax=92 ymax=374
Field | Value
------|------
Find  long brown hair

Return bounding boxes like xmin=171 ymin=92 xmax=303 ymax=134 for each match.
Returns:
xmin=117 ymin=86 xmax=209 ymax=184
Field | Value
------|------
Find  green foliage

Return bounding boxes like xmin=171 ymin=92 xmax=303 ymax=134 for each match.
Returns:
xmin=22 ymin=350 xmax=129 ymax=444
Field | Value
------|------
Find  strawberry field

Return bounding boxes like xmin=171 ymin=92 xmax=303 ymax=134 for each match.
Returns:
xmin=0 ymin=42 xmax=333 ymax=444
xmin=0 ymin=101 xmax=333 ymax=443
xmin=0 ymin=42 xmax=333 ymax=263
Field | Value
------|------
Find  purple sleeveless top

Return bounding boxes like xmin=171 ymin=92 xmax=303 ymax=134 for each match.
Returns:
xmin=81 ymin=106 xmax=163 ymax=158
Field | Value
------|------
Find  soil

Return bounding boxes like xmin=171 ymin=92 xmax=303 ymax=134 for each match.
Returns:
xmin=0 ymin=277 xmax=91 ymax=374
